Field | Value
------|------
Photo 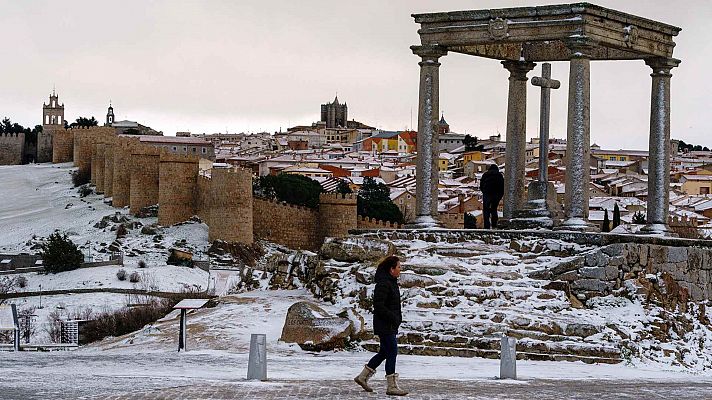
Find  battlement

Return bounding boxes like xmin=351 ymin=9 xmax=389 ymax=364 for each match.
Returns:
xmin=357 ymin=216 xmax=402 ymax=229
xmin=319 ymin=193 xmax=358 ymax=204
xmin=254 ymin=197 xmax=317 ymax=214
xmin=1 ymin=132 xmax=23 ymax=138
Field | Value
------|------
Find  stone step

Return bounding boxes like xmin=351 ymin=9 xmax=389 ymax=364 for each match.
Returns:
xmin=361 ymin=342 xmax=623 ymax=364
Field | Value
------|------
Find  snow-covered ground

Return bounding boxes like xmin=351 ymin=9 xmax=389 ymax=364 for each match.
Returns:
xmin=2 ymin=162 xmax=712 ymax=400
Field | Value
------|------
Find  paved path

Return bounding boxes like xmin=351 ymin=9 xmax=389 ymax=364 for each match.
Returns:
xmin=86 ymin=379 xmax=712 ymax=400
xmin=4 ymin=351 xmax=712 ymax=400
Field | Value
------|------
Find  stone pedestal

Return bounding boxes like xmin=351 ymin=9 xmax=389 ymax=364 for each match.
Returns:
xmin=508 ymin=181 xmax=563 ymax=229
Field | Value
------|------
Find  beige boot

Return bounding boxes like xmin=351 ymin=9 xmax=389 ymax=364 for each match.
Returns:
xmin=386 ymin=373 xmax=408 ymax=396
xmin=354 ymin=365 xmax=376 ymax=392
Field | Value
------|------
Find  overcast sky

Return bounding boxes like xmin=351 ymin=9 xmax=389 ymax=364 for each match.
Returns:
xmin=1 ymin=0 xmax=709 ymax=149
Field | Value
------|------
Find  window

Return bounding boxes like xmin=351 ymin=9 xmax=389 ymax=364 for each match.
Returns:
xmin=202 ymin=148 xmax=207 ymax=154
xmin=702 ymin=187 xmax=710 ymax=195
xmin=172 ymin=146 xmax=177 ymax=151
xmin=192 ymin=147 xmax=196 ymax=152
xmin=610 ymin=156 xmax=617 ymax=161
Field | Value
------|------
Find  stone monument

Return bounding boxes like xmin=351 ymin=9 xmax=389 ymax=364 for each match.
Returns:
xmin=410 ymin=3 xmax=681 ymax=234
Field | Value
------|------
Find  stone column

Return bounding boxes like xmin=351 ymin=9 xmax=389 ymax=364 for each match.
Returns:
xmin=501 ymin=60 xmax=536 ymax=220
xmin=409 ymin=45 xmax=447 ymax=229
xmin=561 ymin=42 xmax=595 ymax=231
xmin=642 ymin=57 xmax=680 ymax=235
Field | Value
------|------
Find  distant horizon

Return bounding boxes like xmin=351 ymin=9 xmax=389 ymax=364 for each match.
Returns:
xmin=2 ymin=0 xmax=710 ymax=151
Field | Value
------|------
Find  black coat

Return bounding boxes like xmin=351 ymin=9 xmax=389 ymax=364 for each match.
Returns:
xmin=480 ymin=167 xmax=504 ymax=200
xmin=372 ymin=268 xmax=402 ymax=336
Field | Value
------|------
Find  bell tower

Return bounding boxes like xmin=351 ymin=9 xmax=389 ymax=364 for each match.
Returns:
xmin=42 ymin=89 xmax=65 ymax=128
xmin=38 ymin=89 xmax=65 ymax=163
xmin=106 ymin=102 xmax=115 ymax=126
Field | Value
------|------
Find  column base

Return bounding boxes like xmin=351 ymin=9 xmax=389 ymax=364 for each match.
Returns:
xmin=405 ymin=215 xmax=441 ymax=229
xmin=640 ymin=223 xmax=676 ymax=236
xmin=554 ymin=217 xmax=599 ymax=232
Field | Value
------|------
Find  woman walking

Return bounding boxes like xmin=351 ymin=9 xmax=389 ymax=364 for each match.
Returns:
xmin=354 ymin=255 xmax=408 ymax=396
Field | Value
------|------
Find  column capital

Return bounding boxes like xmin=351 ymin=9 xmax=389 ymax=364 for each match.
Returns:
xmin=564 ymin=37 xmax=596 ymax=59
xmin=501 ymin=60 xmax=536 ymax=81
xmin=645 ymin=57 xmax=681 ymax=76
xmin=411 ymin=45 xmax=448 ymax=64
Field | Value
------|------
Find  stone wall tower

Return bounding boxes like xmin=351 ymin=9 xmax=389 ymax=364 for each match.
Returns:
xmin=39 ymin=90 xmax=65 ymax=162
xmin=319 ymin=193 xmax=357 ymax=239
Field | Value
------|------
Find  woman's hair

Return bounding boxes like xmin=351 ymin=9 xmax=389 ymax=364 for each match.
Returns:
xmin=377 ymin=255 xmax=400 ymax=273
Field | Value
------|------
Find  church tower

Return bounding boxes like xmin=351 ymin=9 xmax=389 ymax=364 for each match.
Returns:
xmin=437 ymin=113 xmax=450 ymax=134
xmin=38 ymin=90 xmax=65 ymax=163
xmin=320 ymin=95 xmax=348 ymax=128
xmin=106 ymin=102 xmax=115 ymax=126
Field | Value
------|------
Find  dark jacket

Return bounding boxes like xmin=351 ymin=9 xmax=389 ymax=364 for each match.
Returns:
xmin=372 ymin=268 xmax=402 ymax=336
xmin=480 ymin=165 xmax=504 ymax=200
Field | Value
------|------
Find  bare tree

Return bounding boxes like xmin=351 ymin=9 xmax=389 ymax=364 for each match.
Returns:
xmin=0 ymin=276 xmax=18 ymax=305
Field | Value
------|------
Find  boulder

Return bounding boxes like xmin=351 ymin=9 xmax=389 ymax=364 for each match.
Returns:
xmin=398 ymin=272 xmax=437 ymax=289
xmin=338 ymin=307 xmax=369 ymax=340
xmin=319 ymin=237 xmax=396 ymax=263
xmin=280 ymin=301 xmax=352 ymax=351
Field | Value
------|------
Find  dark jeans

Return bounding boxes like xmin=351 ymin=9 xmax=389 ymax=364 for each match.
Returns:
xmin=367 ymin=334 xmax=398 ymax=375
xmin=483 ymin=196 xmax=501 ymax=229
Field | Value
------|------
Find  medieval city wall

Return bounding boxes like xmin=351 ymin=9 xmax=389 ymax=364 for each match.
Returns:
xmin=51 ymin=129 xmax=74 ymax=164
xmin=112 ymin=136 xmax=140 ymax=208
xmin=129 ymin=145 xmax=160 ymax=214
xmin=206 ymin=167 xmax=253 ymax=244
xmin=195 ymin=175 xmax=211 ymax=223
xmin=92 ymin=143 xmax=106 ymax=193
xmin=157 ymin=151 xmax=199 ymax=226
xmin=253 ymin=198 xmax=321 ymax=250
xmin=0 ymin=132 xmax=25 ymax=165
xmin=37 ymin=128 xmax=54 ymax=163
xmin=439 ymin=213 xmax=465 ymax=229
xmin=103 ymin=136 xmax=115 ymax=197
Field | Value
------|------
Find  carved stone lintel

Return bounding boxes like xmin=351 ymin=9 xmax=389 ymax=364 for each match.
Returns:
xmin=488 ymin=18 xmax=508 ymax=40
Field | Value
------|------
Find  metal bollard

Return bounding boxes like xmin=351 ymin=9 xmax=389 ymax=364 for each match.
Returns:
xmin=499 ymin=335 xmax=517 ymax=380
xmin=247 ymin=334 xmax=267 ymax=381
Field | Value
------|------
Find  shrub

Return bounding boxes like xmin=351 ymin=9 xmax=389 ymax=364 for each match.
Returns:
xmin=71 ymin=169 xmax=91 ymax=187
xmin=116 ymin=269 xmax=127 ymax=281
xmin=632 ymin=211 xmax=647 ymax=225
xmin=40 ymin=232 xmax=84 ymax=274
xmin=77 ymin=185 xmax=93 ymax=197
xmin=253 ymin=173 xmax=323 ymax=208
xmin=129 ymin=272 xmax=141 ymax=283
xmin=16 ymin=276 xmax=27 ymax=288
xmin=78 ymin=298 xmax=174 ymax=344
xmin=116 ymin=224 xmax=128 ymax=239
xmin=138 ymin=260 xmax=147 ymax=268
xmin=357 ymin=177 xmax=404 ymax=224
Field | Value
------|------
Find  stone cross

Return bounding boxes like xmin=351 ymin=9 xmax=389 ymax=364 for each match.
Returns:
xmin=531 ymin=63 xmax=560 ymax=184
